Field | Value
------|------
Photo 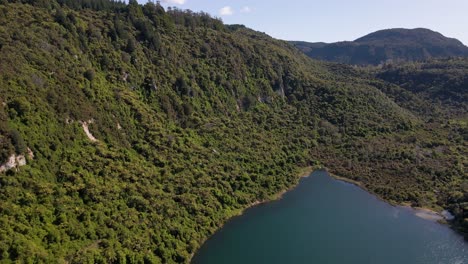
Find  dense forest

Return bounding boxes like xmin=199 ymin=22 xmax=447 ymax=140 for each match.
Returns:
xmin=0 ymin=1 xmax=466 ymax=263
xmin=376 ymin=58 xmax=468 ymax=113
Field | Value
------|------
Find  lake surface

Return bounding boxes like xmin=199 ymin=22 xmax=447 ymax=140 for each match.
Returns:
xmin=192 ymin=170 xmax=468 ymax=264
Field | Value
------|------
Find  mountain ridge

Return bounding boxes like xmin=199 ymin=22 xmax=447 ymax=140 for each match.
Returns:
xmin=291 ymin=28 xmax=468 ymax=65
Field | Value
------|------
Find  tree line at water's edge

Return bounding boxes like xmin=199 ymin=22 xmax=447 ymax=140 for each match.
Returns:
xmin=0 ymin=1 xmax=466 ymax=263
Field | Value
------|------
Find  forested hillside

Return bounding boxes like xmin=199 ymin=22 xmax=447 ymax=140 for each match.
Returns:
xmin=291 ymin=28 xmax=468 ymax=65
xmin=372 ymin=59 xmax=468 ymax=237
xmin=0 ymin=1 xmax=466 ymax=263
xmin=376 ymin=58 xmax=468 ymax=114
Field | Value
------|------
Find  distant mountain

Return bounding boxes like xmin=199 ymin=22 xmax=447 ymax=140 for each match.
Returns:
xmin=291 ymin=28 xmax=468 ymax=65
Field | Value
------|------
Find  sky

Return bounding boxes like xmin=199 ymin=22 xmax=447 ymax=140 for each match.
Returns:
xmin=141 ymin=0 xmax=468 ymax=45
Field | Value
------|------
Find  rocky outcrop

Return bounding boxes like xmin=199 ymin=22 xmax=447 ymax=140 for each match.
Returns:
xmin=0 ymin=154 xmax=27 ymax=173
xmin=80 ymin=120 xmax=98 ymax=142
xmin=27 ymin=147 xmax=34 ymax=159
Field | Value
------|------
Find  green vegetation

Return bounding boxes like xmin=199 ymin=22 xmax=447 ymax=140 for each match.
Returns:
xmin=373 ymin=58 xmax=468 ymax=237
xmin=0 ymin=1 xmax=466 ymax=263
xmin=376 ymin=58 xmax=468 ymax=114
xmin=291 ymin=28 xmax=468 ymax=65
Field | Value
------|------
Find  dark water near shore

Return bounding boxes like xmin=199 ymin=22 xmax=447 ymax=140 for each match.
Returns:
xmin=192 ymin=170 xmax=468 ymax=264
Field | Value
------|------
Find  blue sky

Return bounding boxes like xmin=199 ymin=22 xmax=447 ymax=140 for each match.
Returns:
xmin=141 ymin=0 xmax=468 ymax=45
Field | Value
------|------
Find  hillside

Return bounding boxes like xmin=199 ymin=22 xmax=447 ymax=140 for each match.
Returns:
xmin=371 ymin=58 xmax=468 ymax=237
xmin=291 ymin=28 xmax=468 ymax=65
xmin=376 ymin=58 xmax=468 ymax=113
xmin=0 ymin=1 xmax=466 ymax=263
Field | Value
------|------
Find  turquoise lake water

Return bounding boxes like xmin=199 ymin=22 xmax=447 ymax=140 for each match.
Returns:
xmin=192 ymin=170 xmax=468 ymax=264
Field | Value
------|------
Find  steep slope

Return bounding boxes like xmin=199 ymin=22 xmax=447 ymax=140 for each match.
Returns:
xmin=291 ymin=28 xmax=468 ymax=65
xmin=0 ymin=2 xmax=466 ymax=263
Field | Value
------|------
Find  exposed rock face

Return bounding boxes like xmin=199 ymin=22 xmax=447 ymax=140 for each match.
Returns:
xmin=0 ymin=155 xmax=16 ymax=172
xmin=27 ymin=148 xmax=34 ymax=159
xmin=80 ymin=120 xmax=98 ymax=142
xmin=16 ymin=155 xmax=26 ymax=166
xmin=0 ymin=154 xmax=27 ymax=173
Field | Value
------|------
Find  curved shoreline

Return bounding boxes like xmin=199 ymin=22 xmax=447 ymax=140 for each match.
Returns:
xmin=323 ymin=168 xmax=451 ymax=224
xmin=189 ymin=166 xmax=315 ymax=262
xmin=190 ymin=166 xmax=456 ymax=263
xmin=240 ymin=166 xmax=316 ymax=209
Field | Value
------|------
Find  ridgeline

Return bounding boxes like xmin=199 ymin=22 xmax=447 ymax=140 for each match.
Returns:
xmin=291 ymin=28 xmax=468 ymax=65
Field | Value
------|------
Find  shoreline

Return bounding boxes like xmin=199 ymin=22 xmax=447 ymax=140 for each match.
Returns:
xmin=245 ymin=166 xmax=316 ymax=208
xmin=323 ymin=167 xmax=449 ymax=223
xmin=325 ymin=170 xmax=363 ymax=187
xmin=189 ymin=166 xmax=315 ymax=263
xmin=190 ymin=166 xmax=454 ymax=262
xmin=400 ymin=205 xmax=445 ymax=222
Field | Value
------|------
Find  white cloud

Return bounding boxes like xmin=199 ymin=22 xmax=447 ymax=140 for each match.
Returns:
xmin=240 ymin=6 xmax=252 ymax=13
xmin=161 ymin=0 xmax=186 ymax=5
xmin=219 ymin=6 xmax=234 ymax=16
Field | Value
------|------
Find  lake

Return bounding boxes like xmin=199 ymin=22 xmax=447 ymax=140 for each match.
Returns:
xmin=192 ymin=170 xmax=468 ymax=264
